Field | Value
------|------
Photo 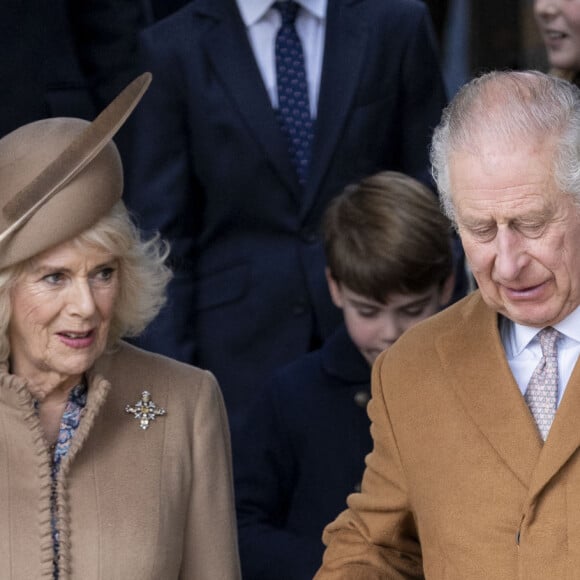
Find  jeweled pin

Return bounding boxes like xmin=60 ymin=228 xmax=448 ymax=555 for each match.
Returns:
xmin=125 ymin=391 xmax=166 ymax=430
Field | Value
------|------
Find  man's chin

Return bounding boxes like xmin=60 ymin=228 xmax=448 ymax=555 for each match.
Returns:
xmin=500 ymin=302 xmax=566 ymax=328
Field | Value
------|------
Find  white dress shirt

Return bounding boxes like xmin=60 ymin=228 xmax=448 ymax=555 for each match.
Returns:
xmin=235 ymin=0 xmax=327 ymax=117
xmin=500 ymin=306 xmax=580 ymax=407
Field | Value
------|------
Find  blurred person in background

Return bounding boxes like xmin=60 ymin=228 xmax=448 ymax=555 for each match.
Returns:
xmin=534 ymin=0 xmax=580 ymax=84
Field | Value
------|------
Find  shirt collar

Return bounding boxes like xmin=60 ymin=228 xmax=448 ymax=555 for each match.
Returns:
xmin=236 ymin=0 xmax=327 ymax=27
xmin=501 ymin=304 xmax=580 ymax=357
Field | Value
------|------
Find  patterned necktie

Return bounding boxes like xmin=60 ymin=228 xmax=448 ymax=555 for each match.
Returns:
xmin=524 ymin=327 xmax=561 ymax=441
xmin=274 ymin=1 xmax=313 ymax=185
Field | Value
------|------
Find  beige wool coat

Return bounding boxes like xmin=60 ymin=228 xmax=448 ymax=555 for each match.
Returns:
xmin=316 ymin=291 xmax=580 ymax=580
xmin=0 ymin=341 xmax=241 ymax=579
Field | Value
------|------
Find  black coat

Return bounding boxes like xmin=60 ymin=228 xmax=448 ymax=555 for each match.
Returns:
xmin=233 ymin=325 xmax=372 ymax=580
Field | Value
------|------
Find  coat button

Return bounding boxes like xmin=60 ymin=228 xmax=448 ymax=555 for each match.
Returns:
xmin=292 ymin=302 xmax=307 ymax=316
xmin=301 ymin=227 xmax=319 ymax=244
xmin=354 ymin=390 xmax=370 ymax=408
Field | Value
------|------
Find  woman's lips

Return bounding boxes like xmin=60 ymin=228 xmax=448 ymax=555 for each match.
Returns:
xmin=542 ymin=28 xmax=569 ymax=48
xmin=57 ymin=330 xmax=95 ymax=348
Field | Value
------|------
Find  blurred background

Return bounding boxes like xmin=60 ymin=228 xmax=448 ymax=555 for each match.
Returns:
xmin=435 ymin=0 xmax=548 ymax=97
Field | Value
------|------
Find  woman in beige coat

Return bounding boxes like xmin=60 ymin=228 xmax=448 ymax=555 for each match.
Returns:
xmin=0 ymin=74 xmax=240 ymax=579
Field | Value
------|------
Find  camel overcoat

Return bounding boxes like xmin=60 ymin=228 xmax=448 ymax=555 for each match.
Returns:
xmin=0 ymin=341 xmax=241 ymax=579
xmin=316 ymin=291 xmax=580 ymax=579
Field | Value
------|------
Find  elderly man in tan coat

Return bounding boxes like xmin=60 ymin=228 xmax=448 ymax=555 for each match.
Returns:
xmin=315 ymin=70 xmax=580 ymax=579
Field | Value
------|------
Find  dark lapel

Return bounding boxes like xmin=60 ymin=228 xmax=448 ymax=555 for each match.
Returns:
xmin=437 ymin=293 xmax=542 ymax=488
xmin=524 ymin=360 xmax=580 ymax=505
xmin=194 ymin=0 xmax=302 ymax=198
xmin=303 ymin=0 xmax=367 ymax=214
xmin=322 ymin=324 xmax=369 ymax=385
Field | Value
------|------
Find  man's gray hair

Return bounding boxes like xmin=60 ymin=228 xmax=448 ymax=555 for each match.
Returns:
xmin=430 ymin=70 xmax=580 ymax=225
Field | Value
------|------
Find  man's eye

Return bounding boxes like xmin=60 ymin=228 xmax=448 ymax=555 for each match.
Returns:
xmin=517 ymin=222 xmax=545 ymax=238
xmin=470 ymin=226 xmax=496 ymax=241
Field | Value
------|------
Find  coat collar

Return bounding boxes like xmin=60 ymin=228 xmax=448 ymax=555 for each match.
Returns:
xmin=303 ymin=0 xmax=367 ymax=212
xmin=436 ymin=293 xmax=542 ymax=489
xmin=235 ymin=0 xmax=327 ymax=25
xmin=196 ymin=0 xmax=302 ymax=197
xmin=321 ymin=323 xmax=370 ymax=385
xmin=0 ymin=359 xmax=111 ymax=577
xmin=438 ymin=292 xmax=580 ymax=503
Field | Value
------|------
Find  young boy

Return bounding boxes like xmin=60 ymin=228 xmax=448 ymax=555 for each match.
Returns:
xmin=233 ymin=171 xmax=455 ymax=580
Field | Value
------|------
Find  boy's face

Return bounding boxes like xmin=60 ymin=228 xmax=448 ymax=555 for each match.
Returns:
xmin=327 ymin=274 xmax=452 ymax=366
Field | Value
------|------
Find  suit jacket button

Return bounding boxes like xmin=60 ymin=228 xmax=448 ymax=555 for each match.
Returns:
xmin=301 ymin=227 xmax=318 ymax=244
xmin=354 ymin=482 xmax=362 ymax=493
xmin=354 ymin=390 xmax=370 ymax=408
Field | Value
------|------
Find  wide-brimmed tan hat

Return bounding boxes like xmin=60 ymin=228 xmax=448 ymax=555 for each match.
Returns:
xmin=0 ymin=72 xmax=151 ymax=269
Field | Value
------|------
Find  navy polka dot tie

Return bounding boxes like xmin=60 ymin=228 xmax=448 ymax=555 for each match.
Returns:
xmin=274 ymin=1 xmax=313 ymax=186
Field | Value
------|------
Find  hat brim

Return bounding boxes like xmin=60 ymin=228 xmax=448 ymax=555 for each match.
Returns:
xmin=0 ymin=72 xmax=152 ymax=267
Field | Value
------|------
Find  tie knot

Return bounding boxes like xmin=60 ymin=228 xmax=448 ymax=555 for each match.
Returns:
xmin=538 ymin=327 xmax=560 ymax=358
xmin=275 ymin=1 xmax=300 ymax=25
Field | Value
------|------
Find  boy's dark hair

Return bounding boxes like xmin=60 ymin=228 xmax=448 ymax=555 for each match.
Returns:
xmin=323 ymin=171 xmax=453 ymax=303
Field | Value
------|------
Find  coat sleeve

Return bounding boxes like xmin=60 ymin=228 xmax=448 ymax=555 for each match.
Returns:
xmin=234 ymin=381 xmax=325 ymax=580
xmin=179 ymin=371 xmax=241 ymax=579
xmin=123 ymin=25 xmax=199 ymax=365
xmin=314 ymin=351 xmax=424 ymax=579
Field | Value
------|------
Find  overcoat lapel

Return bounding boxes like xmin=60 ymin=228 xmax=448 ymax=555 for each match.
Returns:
xmin=525 ymin=362 xmax=580 ymax=504
xmin=436 ymin=294 xmax=542 ymax=488
xmin=195 ymin=0 xmax=302 ymax=199
xmin=302 ymin=0 xmax=367 ymax=215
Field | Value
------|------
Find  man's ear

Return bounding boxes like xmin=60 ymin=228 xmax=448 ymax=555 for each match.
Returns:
xmin=325 ymin=267 xmax=344 ymax=309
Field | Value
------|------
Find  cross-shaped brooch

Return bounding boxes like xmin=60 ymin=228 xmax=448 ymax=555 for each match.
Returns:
xmin=125 ymin=391 xmax=166 ymax=430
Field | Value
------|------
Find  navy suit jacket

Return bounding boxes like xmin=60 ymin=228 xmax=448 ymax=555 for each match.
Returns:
xmin=233 ymin=325 xmax=372 ymax=580
xmin=125 ymin=0 xmax=447 ymax=425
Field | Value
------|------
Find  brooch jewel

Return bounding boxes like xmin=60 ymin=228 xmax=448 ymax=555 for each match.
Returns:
xmin=125 ymin=391 xmax=166 ymax=430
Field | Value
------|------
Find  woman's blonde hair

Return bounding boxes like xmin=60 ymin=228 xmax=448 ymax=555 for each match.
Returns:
xmin=0 ymin=201 xmax=171 ymax=361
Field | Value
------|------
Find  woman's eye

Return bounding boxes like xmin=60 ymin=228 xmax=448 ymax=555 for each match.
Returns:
xmin=43 ymin=273 xmax=64 ymax=285
xmin=94 ymin=267 xmax=115 ymax=283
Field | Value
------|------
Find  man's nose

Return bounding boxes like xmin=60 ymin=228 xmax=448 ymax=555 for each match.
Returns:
xmin=494 ymin=228 xmax=527 ymax=282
